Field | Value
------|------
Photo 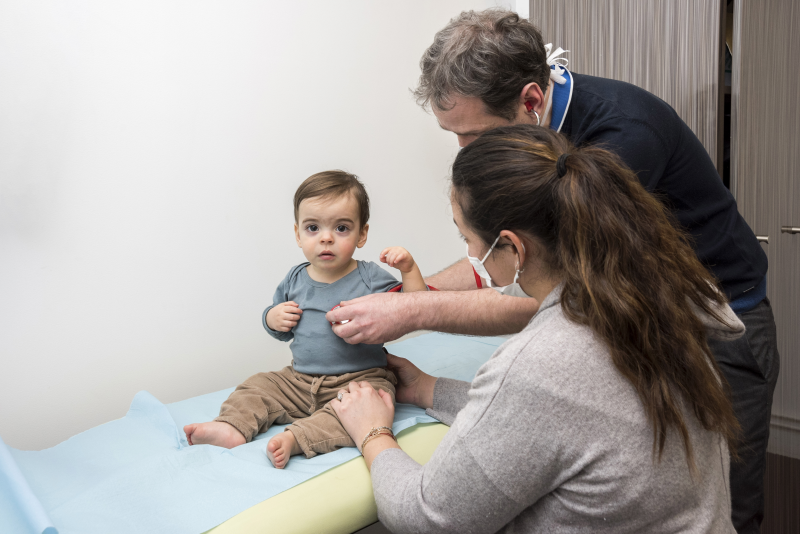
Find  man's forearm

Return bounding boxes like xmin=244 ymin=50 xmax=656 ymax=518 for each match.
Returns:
xmin=405 ymin=289 xmax=539 ymax=336
xmin=424 ymin=257 xmax=478 ymax=291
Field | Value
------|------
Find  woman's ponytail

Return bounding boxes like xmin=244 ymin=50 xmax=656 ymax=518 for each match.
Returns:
xmin=452 ymin=124 xmax=739 ymax=472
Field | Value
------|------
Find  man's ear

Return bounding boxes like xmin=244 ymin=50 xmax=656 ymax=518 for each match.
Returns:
xmin=357 ymin=223 xmax=369 ymax=248
xmin=294 ymin=223 xmax=302 ymax=247
xmin=519 ymin=81 xmax=547 ymax=120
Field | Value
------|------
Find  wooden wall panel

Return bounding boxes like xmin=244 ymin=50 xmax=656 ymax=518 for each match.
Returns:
xmin=529 ymin=0 xmax=723 ymax=167
xmin=731 ymin=0 xmax=800 ymax=469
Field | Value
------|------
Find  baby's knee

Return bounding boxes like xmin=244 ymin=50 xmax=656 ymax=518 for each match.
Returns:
xmin=373 ymin=382 xmax=396 ymax=402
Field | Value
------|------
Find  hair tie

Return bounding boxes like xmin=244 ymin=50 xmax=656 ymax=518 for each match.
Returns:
xmin=556 ymin=153 xmax=570 ymax=178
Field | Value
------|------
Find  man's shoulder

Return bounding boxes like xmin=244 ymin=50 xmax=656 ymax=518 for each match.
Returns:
xmin=571 ymin=73 xmax=664 ymax=105
xmin=569 ymin=72 xmax=679 ymax=126
xmin=565 ymin=72 xmax=686 ymax=159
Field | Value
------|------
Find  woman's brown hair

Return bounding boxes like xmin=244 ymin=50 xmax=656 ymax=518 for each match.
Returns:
xmin=451 ymin=124 xmax=739 ymax=471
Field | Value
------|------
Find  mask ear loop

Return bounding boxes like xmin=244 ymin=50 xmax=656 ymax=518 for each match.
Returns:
xmin=513 ymin=243 xmax=527 ymax=284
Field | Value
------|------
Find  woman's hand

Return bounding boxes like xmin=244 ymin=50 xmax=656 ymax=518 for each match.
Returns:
xmin=331 ymin=381 xmax=402 ymax=469
xmin=331 ymin=381 xmax=395 ymax=450
xmin=386 ymin=353 xmax=437 ymax=410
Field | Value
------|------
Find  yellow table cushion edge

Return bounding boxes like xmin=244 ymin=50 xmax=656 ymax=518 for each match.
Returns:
xmin=205 ymin=422 xmax=449 ymax=534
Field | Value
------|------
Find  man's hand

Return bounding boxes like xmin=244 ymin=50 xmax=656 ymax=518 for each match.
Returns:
xmin=327 ymin=289 xmax=539 ymax=344
xmin=266 ymin=301 xmax=303 ymax=332
xmin=380 ymin=246 xmax=416 ymax=273
xmin=326 ymin=293 xmax=413 ymax=345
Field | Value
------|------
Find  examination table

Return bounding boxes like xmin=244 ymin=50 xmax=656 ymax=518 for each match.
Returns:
xmin=1 ymin=333 xmax=504 ymax=534
xmin=205 ymin=423 xmax=449 ymax=534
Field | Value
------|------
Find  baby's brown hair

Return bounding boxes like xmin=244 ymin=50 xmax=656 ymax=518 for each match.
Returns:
xmin=293 ymin=170 xmax=370 ymax=228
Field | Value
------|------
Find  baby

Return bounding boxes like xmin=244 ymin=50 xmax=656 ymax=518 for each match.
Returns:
xmin=183 ymin=170 xmax=427 ymax=468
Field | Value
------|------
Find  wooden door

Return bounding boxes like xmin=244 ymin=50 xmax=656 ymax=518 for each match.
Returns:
xmin=731 ymin=0 xmax=800 ymax=531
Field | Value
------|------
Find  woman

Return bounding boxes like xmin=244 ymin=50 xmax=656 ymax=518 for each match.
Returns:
xmin=331 ymin=125 xmax=742 ymax=533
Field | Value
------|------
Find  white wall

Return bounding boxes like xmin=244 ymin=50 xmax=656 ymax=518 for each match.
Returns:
xmin=0 ymin=0 xmax=509 ymax=450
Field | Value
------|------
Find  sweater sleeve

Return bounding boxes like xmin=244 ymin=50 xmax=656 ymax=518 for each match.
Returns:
xmin=371 ymin=342 xmax=569 ymax=533
xmin=425 ymin=378 xmax=471 ymax=426
xmin=371 ymin=440 xmax=527 ymax=534
xmin=364 ymin=261 xmax=401 ymax=293
xmin=369 ymin=324 xmax=594 ymax=533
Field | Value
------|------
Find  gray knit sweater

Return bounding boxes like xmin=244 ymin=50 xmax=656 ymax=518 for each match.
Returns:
xmin=371 ymin=286 xmax=742 ymax=533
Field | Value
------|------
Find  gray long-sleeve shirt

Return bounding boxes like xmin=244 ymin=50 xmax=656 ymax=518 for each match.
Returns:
xmin=371 ymin=286 xmax=742 ymax=533
xmin=262 ymin=261 xmax=399 ymax=375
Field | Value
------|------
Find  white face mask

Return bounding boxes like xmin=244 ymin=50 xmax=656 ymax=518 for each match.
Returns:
xmin=467 ymin=236 xmax=526 ymax=288
xmin=466 ymin=235 xmax=501 ymax=285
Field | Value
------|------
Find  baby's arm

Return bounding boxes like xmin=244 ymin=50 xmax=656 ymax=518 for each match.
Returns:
xmin=266 ymin=301 xmax=303 ymax=332
xmin=380 ymin=247 xmax=427 ymax=293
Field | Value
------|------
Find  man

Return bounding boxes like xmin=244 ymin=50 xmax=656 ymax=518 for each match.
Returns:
xmin=327 ymin=10 xmax=778 ymax=533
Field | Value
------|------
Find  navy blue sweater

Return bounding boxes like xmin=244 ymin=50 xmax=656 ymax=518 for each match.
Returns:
xmin=561 ymin=73 xmax=766 ymax=301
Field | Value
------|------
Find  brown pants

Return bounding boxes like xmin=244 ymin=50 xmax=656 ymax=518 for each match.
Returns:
xmin=216 ymin=365 xmax=396 ymax=458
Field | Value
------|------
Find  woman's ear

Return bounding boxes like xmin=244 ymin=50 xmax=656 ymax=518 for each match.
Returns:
xmin=499 ymin=230 xmax=527 ymax=269
xmin=357 ymin=223 xmax=369 ymax=248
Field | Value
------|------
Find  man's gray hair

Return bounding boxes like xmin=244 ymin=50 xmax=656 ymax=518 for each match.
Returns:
xmin=413 ymin=9 xmax=551 ymax=121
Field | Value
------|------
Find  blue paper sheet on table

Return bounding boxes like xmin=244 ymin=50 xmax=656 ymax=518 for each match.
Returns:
xmin=0 ymin=333 xmax=506 ymax=534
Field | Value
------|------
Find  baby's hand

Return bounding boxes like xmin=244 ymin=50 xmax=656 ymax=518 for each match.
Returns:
xmin=380 ymin=246 xmax=416 ymax=273
xmin=267 ymin=301 xmax=303 ymax=332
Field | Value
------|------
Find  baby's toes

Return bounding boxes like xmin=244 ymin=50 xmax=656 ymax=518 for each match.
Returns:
xmin=183 ymin=424 xmax=195 ymax=445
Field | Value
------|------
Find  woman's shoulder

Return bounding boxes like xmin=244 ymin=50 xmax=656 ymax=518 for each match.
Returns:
xmin=489 ymin=305 xmax=605 ymax=376
xmin=468 ymin=305 xmax=636 ymax=422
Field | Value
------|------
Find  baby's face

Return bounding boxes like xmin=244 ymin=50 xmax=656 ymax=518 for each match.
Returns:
xmin=294 ymin=194 xmax=368 ymax=275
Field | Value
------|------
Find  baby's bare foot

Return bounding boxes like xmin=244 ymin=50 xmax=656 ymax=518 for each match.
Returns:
xmin=267 ymin=431 xmax=302 ymax=469
xmin=184 ymin=421 xmax=246 ymax=448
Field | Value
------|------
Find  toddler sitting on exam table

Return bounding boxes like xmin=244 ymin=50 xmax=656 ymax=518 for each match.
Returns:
xmin=183 ymin=170 xmax=429 ymax=468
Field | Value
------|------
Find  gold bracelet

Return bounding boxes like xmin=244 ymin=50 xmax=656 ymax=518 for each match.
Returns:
xmin=361 ymin=431 xmax=396 ymax=454
xmin=360 ymin=426 xmax=395 ymax=452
